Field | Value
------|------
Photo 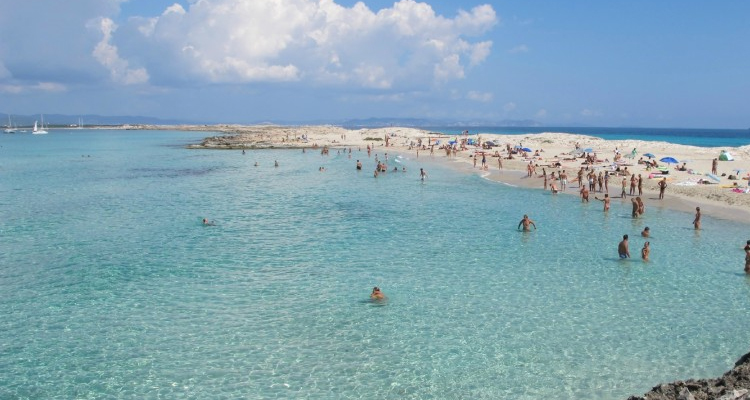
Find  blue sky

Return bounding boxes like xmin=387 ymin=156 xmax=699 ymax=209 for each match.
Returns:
xmin=1 ymin=0 xmax=748 ymax=128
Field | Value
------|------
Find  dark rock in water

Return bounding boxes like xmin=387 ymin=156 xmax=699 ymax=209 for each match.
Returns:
xmin=627 ymin=351 xmax=750 ymax=400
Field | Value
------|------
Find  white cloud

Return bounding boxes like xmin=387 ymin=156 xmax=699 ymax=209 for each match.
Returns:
xmin=469 ymin=41 xmax=493 ymax=66
xmin=580 ymin=108 xmax=601 ymax=117
xmin=466 ymin=90 xmax=493 ymax=102
xmin=34 ymin=82 xmax=67 ymax=92
xmin=0 ymin=84 xmax=23 ymax=94
xmin=535 ymin=109 xmax=547 ymax=118
xmin=118 ymin=0 xmax=497 ymax=88
xmin=503 ymin=102 xmax=517 ymax=112
xmin=508 ymin=44 xmax=529 ymax=54
xmin=91 ymin=17 xmax=149 ymax=85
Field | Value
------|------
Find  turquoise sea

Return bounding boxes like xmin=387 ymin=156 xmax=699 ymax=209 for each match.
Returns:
xmin=1 ymin=129 xmax=749 ymax=399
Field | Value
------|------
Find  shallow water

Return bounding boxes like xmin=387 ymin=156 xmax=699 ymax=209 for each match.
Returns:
xmin=1 ymin=130 xmax=749 ymax=399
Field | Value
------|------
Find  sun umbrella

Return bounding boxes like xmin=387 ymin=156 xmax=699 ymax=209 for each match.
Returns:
xmin=706 ymin=173 xmax=721 ymax=183
xmin=520 ymin=147 xmax=532 ymax=152
xmin=582 ymin=148 xmax=594 ymax=153
xmin=644 ymin=153 xmax=655 ymax=159
xmin=660 ymin=156 xmax=679 ymax=165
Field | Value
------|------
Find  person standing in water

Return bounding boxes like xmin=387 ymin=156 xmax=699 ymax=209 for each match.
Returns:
xmin=618 ymin=234 xmax=630 ymax=259
xmin=693 ymin=207 xmax=701 ymax=230
xmin=641 ymin=241 xmax=650 ymax=261
xmin=744 ymin=240 xmax=750 ymax=274
xmin=517 ymin=214 xmax=537 ymax=231
xmin=370 ymin=287 xmax=385 ymax=300
xmin=595 ymin=194 xmax=610 ymax=211
xmin=420 ymin=168 xmax=427 ymax=181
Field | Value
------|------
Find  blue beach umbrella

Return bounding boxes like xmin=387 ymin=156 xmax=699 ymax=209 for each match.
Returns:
xmin=644 ymin=153 xmax=655 ymax=159
xmin=520 ymin=147 xmax=532 ymax=152
xmin=660 ymin=156 xmax=679 ymax=165
xmin=582 ymin=148 xmax=593 ymax=153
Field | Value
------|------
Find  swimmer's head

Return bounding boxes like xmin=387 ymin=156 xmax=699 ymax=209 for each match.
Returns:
xmin=644 ymin=227 xmax=649 ymax=231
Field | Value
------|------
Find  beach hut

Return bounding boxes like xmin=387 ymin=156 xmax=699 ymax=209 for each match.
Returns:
xmin=719 ymin=150 xmax=734 ymax=161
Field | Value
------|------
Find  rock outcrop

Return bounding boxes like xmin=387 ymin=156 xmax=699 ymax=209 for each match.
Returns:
xmin=627 ymin=352 xmax=750 ymax=400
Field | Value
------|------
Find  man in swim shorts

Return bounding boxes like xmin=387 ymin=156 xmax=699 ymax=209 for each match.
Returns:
xmin=618 ymin=234 xmax=630 ymax=259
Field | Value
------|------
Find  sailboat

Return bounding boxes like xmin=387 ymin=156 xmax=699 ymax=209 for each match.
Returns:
xmin=4 ymin=114 xmax=17 ymax=133
xmin=32 ymin=115 xmax=49 ymax=134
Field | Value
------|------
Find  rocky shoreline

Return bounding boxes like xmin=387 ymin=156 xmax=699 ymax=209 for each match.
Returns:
xmin=627 ymin=352 xmax=750 ymax=400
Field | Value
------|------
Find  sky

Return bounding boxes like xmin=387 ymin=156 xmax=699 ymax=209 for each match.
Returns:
xmin=0 ymin=0 xmax=748 ymax=128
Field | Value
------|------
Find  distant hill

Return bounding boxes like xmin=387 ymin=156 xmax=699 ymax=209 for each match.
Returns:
xmin=340 ymin=118 xmax=542 ymax=128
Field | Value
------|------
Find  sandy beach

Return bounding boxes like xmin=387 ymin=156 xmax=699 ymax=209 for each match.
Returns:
xmin=148 ymin=123 xmax=750 ymax=224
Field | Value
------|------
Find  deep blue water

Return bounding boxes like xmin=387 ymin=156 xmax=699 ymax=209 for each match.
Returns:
xmin=424 ymin=126 xmax=750 ymax=148
xmin=1 ymin=129 xmax=749 ymax=399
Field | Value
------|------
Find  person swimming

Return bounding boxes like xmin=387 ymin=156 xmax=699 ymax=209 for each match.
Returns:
xmin=370 ymin=286 xmax=385 ymax=300
xmin=202 ymin=218 xmax=216 ymax=226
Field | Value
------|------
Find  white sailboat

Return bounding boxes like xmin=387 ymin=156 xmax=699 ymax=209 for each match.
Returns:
xmin=4 ymin=114 xmax=17 ymax=133
xmin=32 ymin=115 xmax=49 ymax=134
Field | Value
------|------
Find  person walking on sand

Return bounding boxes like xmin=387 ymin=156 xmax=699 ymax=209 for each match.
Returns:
xmin=604 ymin=172 xmax=609 ymax=193
xmin=629 ymin=174 xmax=637 ymax=196
xmin=693 ymin=207 xmax=701 ymax=230
xmin=712 ymin=158 xmax=718 ymax=175
xmin=517 ymin=214 xmax=537 ymax=231
xmin=560 ymin=170 xmax=568 ymax=191
xmin=621 ymin=177 xmax=628 ymax=199
xmin=618 ymin=234 xmax=631 ymax=259
xmin=658 ymin=177 xmax=667 ymax=200
xmin=641 ymin=241 xmax=650 ymax=261
xmin=595 ymin=193 xmax=610 ymax=211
